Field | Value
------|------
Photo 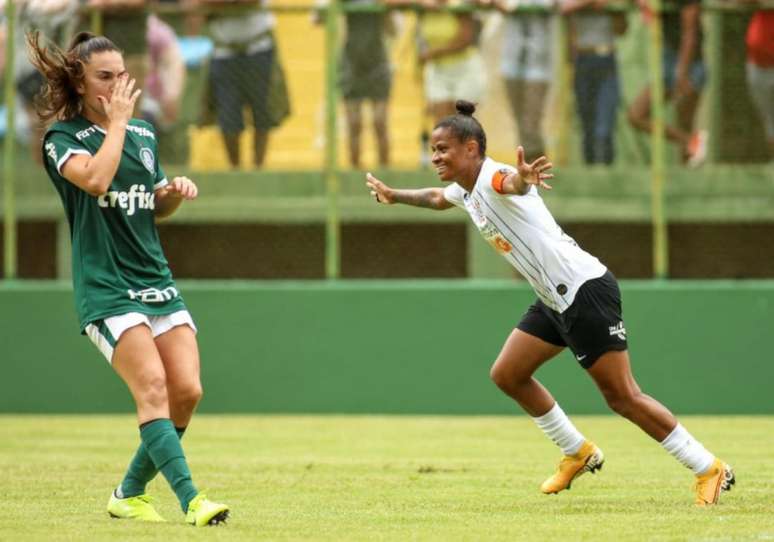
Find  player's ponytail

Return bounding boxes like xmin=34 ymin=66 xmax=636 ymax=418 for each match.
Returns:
xmin=26 ymin=31 xmax=121 ymax=122
xmin=434 ymin=100 xmax=487 ymax=157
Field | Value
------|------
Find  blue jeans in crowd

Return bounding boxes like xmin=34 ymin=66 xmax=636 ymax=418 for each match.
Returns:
xmin=573 ymin=52 xmax=620 ymax=164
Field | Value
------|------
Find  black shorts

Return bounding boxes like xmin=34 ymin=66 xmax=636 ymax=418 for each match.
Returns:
xmin=516 ymin=270 xmax=628 ymax=369
xmin=210 ymin=48 xmax=275 ymax=133
xmin=339 ymin=53 xmax=391 ymax=101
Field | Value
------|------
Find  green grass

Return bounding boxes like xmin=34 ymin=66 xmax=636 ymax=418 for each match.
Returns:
xmin=1 ymin=415 xmax=772 ymax=541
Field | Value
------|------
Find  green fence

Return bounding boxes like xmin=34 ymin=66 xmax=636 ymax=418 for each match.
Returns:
xmin=3 ymin=1 xmax=774 ymax=282
xmin=2 ymin=280 xmax=772 ymax=414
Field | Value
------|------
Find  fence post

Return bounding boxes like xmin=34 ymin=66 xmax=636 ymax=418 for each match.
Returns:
xmin=3 ymin=0 xmax=17 ymax=280
xmin=647 ymin=0 xmax=668 ymax=278
xmin=706 ymin=8 xmax=723 ymax=163
xmin=555 ymin=14 xmax=571 ymax=166
xmin=324 ymin=0 xmax=340 ymax=279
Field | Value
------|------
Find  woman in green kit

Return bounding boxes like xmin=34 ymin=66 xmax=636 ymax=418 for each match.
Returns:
xmin=27 ymin=31 xmax=229 ymax=526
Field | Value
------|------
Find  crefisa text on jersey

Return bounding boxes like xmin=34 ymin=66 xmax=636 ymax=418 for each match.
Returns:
xmin=97 ymin=184 xmax=155 ymax=216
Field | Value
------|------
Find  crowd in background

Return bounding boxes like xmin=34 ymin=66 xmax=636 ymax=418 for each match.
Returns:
xmin=0 ymin=0 xmax=772 ymax=169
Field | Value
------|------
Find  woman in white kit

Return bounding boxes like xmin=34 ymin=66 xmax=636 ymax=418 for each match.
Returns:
xmin=365 ymin=100 xmax=734 ymax=505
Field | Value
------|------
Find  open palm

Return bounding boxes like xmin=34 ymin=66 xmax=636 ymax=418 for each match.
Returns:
xmin=515 ymin=146 xmax=554 ymax=190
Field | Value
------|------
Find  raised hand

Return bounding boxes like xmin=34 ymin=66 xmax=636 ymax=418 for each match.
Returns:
xmin=366 ymin=172 xmax=395 ymax=204
xmin=515 ymin=145 xmax=554 ymax=190
xmin=99 ymin=73 xmax=141 ymax=127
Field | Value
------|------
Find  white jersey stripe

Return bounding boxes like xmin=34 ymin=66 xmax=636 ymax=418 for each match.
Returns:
xmin=479 ymin=197 xmax=570 ymax=309
xmin=56 ymin=148 xmax=91 ymax=175
xmin=483 ymin=221 xmax=554 ymax=299
xmin=475 ymin=191 xmax=563 ymax=298
xmin=468 ymin=192 xmax=550 ymax=292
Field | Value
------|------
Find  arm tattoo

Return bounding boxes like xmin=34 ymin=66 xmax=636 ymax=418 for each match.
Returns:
xmin=391 ymin=188 xmax=444 ymax=209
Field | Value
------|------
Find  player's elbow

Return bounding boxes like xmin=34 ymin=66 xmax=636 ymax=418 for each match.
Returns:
xmin=431 ymin=192 xmax=452 ymax=210
xmin=82 ymin=177 xmax=111 ymax=196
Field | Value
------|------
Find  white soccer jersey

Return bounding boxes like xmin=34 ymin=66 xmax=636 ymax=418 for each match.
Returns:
xmin=443 ymin=157 xmax=607 ymax=312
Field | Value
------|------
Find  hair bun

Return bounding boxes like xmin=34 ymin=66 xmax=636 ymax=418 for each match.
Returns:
xmin=68 ymin=32 xmax=96 ymax=51
xmin=455 ymin=100 xmax=476 ymax=117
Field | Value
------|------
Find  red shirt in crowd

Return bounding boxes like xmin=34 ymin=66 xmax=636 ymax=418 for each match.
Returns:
xmin=746 ymin=10 xmax=774 ymax=67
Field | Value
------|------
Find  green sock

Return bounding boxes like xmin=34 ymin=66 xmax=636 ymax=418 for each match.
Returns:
xmin=139 ymin=418 xmax=198 ymax=512
xmin=120 ymin=426 xmax=186 ymax=498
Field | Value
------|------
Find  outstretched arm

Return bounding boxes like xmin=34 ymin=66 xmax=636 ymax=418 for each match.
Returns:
xmin=496 ymin=146 xmax=554 ymax=196
xmin=366 ymin=173 xmax=454 ymax=210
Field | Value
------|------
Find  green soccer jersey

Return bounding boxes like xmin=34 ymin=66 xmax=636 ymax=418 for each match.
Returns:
xmin=43 ymin=115 xmax=186 ymax=332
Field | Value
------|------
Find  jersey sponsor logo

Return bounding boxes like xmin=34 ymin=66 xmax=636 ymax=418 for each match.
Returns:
xmin=126 ymin=124 xmax=155 ymax=139
xmin=75 ymin=124 xmax=155 ymax=141
xmin=140 ymin=147 xmax=155 ymax=174
xmin=609 ymin=321 xmax=626 ymax=340
xmin=75 ymin=126 xmax=100 ymax=141
xmin=463 ymin=194 xmax=486 ymax=227
xmin=45 ymin=142 xmax=57 ymax=162
xmin=479 ymin=222 xmax=512 ymax=254
xmin=575 ymin=354 xmax=587 ymax=361
xmin=97 ymin=184 xmax=155 ymax=216
xmin=127 ymin=286 xmax=179 ymax=303
xmin=463 ymin=196 xmax=512 ymax=255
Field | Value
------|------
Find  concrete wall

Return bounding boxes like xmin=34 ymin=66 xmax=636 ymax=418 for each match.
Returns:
xmin=1 ymin=280 xmax=771 ymax=414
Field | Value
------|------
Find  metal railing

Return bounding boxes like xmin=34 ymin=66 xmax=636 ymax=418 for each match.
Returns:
xmin=2 ymin=0 xmax=772 ymax=280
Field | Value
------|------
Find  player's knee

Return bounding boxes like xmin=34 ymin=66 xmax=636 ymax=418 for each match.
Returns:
xmin=140 ymin=375 xmax=169 ymax=410
xmin=174 ymin=381 xmax=203 ymax=412
xmin=489 ymin=359 xmax=523 ymax=391
xmin=489 ymin=360 xmax=507 ymax=388
xmin=604 ymin=390 xmax=638 ymax=418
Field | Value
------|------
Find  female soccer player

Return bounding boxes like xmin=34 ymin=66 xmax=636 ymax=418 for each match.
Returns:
xmin=28 ymin=31 xmax=229 ymax=525
xmin=365 ymin=100 xmax=735 ymax=505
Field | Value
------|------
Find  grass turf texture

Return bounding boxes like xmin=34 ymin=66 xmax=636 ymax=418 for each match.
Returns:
xmin=1 ymin=415 xmax=772 ymax=541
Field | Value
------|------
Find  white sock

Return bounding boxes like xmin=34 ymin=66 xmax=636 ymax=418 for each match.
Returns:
xmin=532 ymin=402 xmax=586 ymax=456
xmin=660 ymin=423 xmax=715 ymax=475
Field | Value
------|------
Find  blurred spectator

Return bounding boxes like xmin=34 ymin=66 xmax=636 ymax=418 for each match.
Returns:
xmin=628 ymin=0 xmax=707 ymax=166
xmin=561 ymin=0 xmax=626 ymax=165
xmin=744 ymin=6 xmax=774 ymax=159
xmin=0 ymin=0 xmax=78 ymax=164
xmin=203 ymin=0 xmax=288 ymax=168
xmin=86 ymin=0 xmax=150 ymax=106
xmin=142 ymin=14 xmax=185 ymax=130
xmin=315 ymin=0 xmax=393 ymax=169
xmin=494 ymin=0 xmax=553 ymax=162
xmin=416 ymin=0 xmax=486 ymax=123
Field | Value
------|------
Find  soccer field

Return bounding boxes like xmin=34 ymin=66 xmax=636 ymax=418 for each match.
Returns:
xmin=1 ymin=415 xmax=772 ymax=541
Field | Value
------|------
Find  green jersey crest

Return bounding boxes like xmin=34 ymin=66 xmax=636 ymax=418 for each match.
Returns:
xmin=140 ymin=147 xmax=155 ymax=174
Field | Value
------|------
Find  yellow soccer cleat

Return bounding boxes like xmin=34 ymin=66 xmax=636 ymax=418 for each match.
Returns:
xmin=107 ymin=491 xmax=165 ymax=522
xmin=695 ymin=458 xmax=735 ymax=505
xmin=185 ymin=493 xmax=230 ymax=526
xmin=540 ymin=441 xmax=604 ymax=494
